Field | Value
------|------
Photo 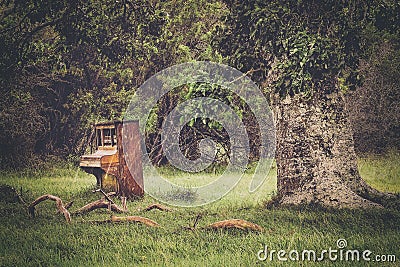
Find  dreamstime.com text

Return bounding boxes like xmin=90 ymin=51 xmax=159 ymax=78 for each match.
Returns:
xmin=257 ymin=239 xmax=396 ymax=263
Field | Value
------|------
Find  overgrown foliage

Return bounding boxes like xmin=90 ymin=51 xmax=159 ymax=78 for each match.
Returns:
xmin=347 ymin=41 xmax=400 ymax=154
xmin=0 ymin=0 xmax=227 ymax=169
xmin=218 ymin=0 xmax=399 ymax=96
xmin=0 ymin=0 xmax=399 ymax=169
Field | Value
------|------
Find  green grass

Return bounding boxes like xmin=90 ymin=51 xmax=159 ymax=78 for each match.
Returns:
xmin=358 ymin=151 xmax=400 ymax=193
xmin=0 ymin=154 xmax=399 ymax=266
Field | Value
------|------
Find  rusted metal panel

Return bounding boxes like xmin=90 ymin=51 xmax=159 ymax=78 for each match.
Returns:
xmin=116 ymin=121 xmax=144 ymax=198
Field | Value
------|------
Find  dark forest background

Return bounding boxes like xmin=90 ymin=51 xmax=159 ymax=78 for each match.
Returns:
xmin=0 ymin=0 xmax=399 ymax=170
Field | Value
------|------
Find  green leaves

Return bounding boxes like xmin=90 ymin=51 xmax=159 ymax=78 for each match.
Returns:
xmin=218 ymin=0 xmax=398 ymax=97
xmin=274 ymin=30 xmax=345 ymax=96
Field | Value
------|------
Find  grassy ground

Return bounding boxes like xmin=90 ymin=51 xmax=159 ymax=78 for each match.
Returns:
xmin=0 ymin=153 xmax=399 ymax=266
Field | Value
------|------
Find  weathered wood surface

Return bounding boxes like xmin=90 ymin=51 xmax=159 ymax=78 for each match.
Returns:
xmin=80 ymin=121 xmax=144 ymax=197
xmin=28 ymin=194 xmax=71 ymax=223
xmin=73 ymin=199 xmax=126 ymax=215
xmin=116 ymin=121 xmax=144 ymax=198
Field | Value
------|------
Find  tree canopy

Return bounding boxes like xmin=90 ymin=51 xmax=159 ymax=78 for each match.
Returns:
xmin=218 ymin=0 xmax=399 ymax=96
xmin=0 ymin=0 xmax=399 ymax=169
xmin=0 ymin=0 xmax=226 ymax=168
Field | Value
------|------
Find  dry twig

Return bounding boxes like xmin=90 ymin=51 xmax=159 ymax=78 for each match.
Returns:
xmin=73 ymin=199 xmax=126 ymax=215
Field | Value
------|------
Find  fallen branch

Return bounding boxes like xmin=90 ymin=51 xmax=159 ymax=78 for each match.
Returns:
xmin=28 ymin=195 xmax=71 ymax=223
xmin=73 ymin=199 xmax=126 ymax=215
xmin=206 ymin=219 xmax=263 ymax=232
xmin=143 ymin=203 xmax=172 ymax=212
xmin=56 ymin=201 xmax=74 ymax=215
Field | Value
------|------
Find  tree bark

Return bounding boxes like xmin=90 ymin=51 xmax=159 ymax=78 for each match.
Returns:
xmin=28 ymin=195 xmax=71 ymax=222
xmin=73 ymin=199 xmax=126 ymax=215
xmin=270 ymin=81 xmax=390 ymax=208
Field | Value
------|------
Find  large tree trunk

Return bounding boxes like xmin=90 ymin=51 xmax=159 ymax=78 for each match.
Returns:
xmin=270 ymin=81 xmax=389 ymax=208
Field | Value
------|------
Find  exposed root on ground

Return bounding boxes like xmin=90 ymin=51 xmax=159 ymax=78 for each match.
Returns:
xmin=73 ymin=189 xmax=126 ymax=215
xmin=28 ymin=194 xmax=71 ymax=223
xmin=65 ymin=201 xmax=74 ymax=210
xmin=355 ymin=180 xmax=400 ymax=209
xmin=73 ymin=199 xmax=126 ymax=215
xmin=266 ymin=177 xmax=395 ymax=210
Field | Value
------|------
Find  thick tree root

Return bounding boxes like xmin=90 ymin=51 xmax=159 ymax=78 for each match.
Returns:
xmin=354 ymin=180 xmax=399 ymax=208
xmin=73 ymin=199 xmax=126 ymax=215
xmin=28 ymin=194 xmax=71 ymax=223
xmin=271 ymin=179 xmax=399 ymax=210
xmin=272 ymin=181 xmax=385 ymax=209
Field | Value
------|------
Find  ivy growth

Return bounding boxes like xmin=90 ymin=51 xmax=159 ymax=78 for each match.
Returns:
xmin=218 ymin=0 xmax=399 ymax=97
